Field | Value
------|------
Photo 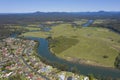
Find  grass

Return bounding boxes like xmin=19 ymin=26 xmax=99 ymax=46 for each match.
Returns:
xmin=93 ymin=19 xmax=106 ymax=24
xmin=74 ymin=19 xmax=88 ymax=25
xmin=21 ymin=23 xmax=120 ymax=67
xmin=50 ymin=36 xmax=79 ymax=54
xmin=50 ymin=24 xmax=120 ymax=67
xmin=25 ymin=27 xmax=40 ymax=31
xmin=21 ymin=31 xmax=49 ymax=38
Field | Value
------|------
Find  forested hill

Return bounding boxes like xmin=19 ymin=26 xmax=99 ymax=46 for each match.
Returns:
xmin=0 ymin=11 xmax=120 ymax=24
xmin=0 ymin=11 xmax=120 ymax=39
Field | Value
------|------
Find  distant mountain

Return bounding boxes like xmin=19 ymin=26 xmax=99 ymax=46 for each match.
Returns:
xmin=0 ymin=11 xmax=120 ymax=24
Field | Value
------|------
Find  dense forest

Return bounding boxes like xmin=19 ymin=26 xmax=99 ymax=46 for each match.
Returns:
xmin=0 ymin=25 xmax=12 ymax=39
xmin=0 ymin=24 xmax=28 ymax=39
xmin=115 ymin=53 xmax=120 ymax=69
xmin=91 ymin=19 xmax=120 ymax=33
xmin=0 ymin=11 xmax=120 ymax=24
xmin=0 ymin=11 xmax=120 ymax=39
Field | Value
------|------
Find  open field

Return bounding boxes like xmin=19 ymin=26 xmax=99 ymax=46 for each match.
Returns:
xmin=92 ymin=19 xmax=106 ymax=24
xmin=49 ymin=36 xmax=79 ymax=54
xmin=21 ymin=31 xmax=49 ymax=38
xmin=21 ymin=23 xmax=120 ymax=67
xmin=73 ymin=19 xmax=88 ymax=25
xmin=25 ymin=27 xmax=41 ymax=31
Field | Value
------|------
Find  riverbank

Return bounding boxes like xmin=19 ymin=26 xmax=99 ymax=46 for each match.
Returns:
xmin=25 ymin=37 xmax=95 ymax=80
xmin=49 ymin=46 xmax=116 ymax=69
xmin=21 ymin=36 xmax=120 ymax=79
xmin=22 ymin=24 xmax=120 ymax=67
xmin=20 ymin=22 xmax=120 ymax=70
xmin=21 ymin=23 xmax=120 ymax=79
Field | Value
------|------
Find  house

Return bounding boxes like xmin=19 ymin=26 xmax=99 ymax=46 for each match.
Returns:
xmin=67 ymin=76 xmax=75 ymax=80
xmin=58 ymin=72 xmax=66 ymax=80
xmin=59 ymin=74 xmax=65 ymax=80
xmin=37 ymin=78 xmax=45 ymax=80
xmin=27 ymin=73 xmax=33 ymax=79
xmin=84 ymin=77 xmax=89 ymax=80
xmin=4 ymin=72 xmax=13 ymax=77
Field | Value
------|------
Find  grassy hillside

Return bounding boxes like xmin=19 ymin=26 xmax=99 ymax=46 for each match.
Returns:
xmin=25 ymin=27 xmax=40 ymax=31
xmin=21 ymin=23 xmax=120 ymax=67
xmin=49 ymin=36 xmax=79 ymax=54
xmin=21 ymin=31 xmax=49 ymax=38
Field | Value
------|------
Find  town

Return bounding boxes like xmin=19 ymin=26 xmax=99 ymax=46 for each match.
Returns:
xmin=0 ymin=37 xmax=92 ymax=80
xmin=0 ymin=0 xmax=120 ymax=79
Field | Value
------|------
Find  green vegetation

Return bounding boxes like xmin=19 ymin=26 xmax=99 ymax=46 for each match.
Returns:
xmin=21 ymin=31 xmax=49 ymax=38
xmin=25 ymin=27 xmax=40 ymax=31
xmin=114 ymin=53 xmax=120 ymax=69
xmin=0 ymin=25 xmax=28 ymax=39
xmin=21 ymin=23 xmax=120 ymax=67
xmin=1 ymin=12 xmax=120 ymax=79
xmin=0 ymin=74 xmax=28 ymax=80
xmin=88 ymin=74 xmax=95 ymax=80
xmin=49 ymin=36 xmax=79 ymax=54
xmin=49 ymin=24 xmax=120 ymax=67
xmin=92 ymin=19 xmax=120 ymax=33
xmin=93 ymin=19 xmax=105 ymax=24
xmin=73 ymin=19 xmax=88 ymax=25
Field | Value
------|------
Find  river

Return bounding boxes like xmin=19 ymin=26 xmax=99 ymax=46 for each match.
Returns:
xmin=11 ymin=20 xmax=120 ymax=78
xmin=26 ymin=37 xmax=120 ymax=79
xmin=82 ymin=20 xmax=94 ymax=27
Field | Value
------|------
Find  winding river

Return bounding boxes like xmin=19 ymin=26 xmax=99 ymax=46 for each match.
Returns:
xmin=11 ymin=20 xmax=120 ymax=78
xmin=82 ymin=20 xmax=94 ymax=27
xmin=26 ymin=37 xmax=120 ymax=79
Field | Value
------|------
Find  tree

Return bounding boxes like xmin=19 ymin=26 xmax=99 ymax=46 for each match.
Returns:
xmin=88 ymin=74 xmax=94 ymax=80
xmin=71 ymin=66 xmax=79 ymax=74
xmin=114 ymin=53 xmax=120 ymax=69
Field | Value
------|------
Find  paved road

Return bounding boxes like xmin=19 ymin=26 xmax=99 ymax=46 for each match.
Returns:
xmin=0 ymin=59 xmax=8 ymax=65
xmin=20 ymin=55 xmax=50 ymax=80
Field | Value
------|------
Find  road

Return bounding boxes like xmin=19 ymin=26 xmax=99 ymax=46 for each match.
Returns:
xmin=20 ymin=55 xmax=50 ymax=80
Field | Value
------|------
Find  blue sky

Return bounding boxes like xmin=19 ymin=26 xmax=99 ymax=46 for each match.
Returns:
xmin=0 ymin=0 xmax=120 ymax=13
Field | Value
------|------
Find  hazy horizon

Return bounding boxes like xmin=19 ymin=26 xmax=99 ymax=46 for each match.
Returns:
xmin=0 ymin=0 xmax=120 ymax=13
xmin=0 ymin=11 xmax=120 ymax=14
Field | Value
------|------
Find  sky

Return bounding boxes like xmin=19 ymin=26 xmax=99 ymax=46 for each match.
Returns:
xmin=0 ymin=0 xmax=120 ymax=13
